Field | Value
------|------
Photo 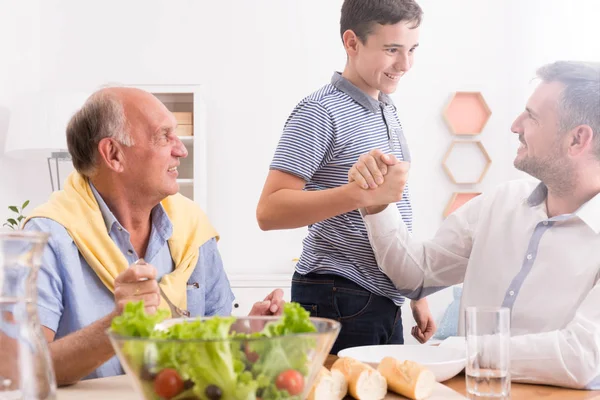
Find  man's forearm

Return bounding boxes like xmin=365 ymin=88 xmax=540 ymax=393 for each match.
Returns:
xmin=257 ymin=183 xmax=366 ymax=230
xmin=50 ymin=312 xmax=117 ymax=386
xmin=509 ymin=318 xmax=600 ymax=389
xmin=363 ymin=203 xmax=473 ymax=296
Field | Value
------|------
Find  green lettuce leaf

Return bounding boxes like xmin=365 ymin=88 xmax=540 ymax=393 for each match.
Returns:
xmin=248 ymin=303 xmax=317 ymax=381
xmin=150 ymin=317 xmax=257 ymax=400
xmin=111 ymin=301 xmax=170 ymax=337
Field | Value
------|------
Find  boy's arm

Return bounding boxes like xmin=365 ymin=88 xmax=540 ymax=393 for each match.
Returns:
xmin=257 ymin=162 xmax=409 ymax=231
xmin=257 ymin=170 xmax=368 ymax=230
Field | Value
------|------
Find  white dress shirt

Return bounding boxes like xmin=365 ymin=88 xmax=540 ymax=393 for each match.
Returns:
xmin=362 ymin=179 xmax=600 ymax=389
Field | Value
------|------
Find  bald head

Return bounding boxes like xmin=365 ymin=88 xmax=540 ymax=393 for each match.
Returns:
xmin=66 ymin=86 xmax=170 ymax=177
xmin=101 ymin=87 xmax=167 ymax=119
xmin=104 ymin=87 xmax=174 ymax=142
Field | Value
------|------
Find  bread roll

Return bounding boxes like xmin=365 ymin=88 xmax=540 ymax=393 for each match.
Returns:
xmin=331 ymin=357 xmax=387 ymax=400
xmin=377 ymin=357 xmax=435 ymax=400
xmin=330 ymin=368 xmax=349 ymax=399
xmin=307 ymin=367 xmax=348 ymax=400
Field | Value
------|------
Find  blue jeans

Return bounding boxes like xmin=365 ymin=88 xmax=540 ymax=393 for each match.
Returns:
xmin=291 ymin=271 xmax=403 ymax=355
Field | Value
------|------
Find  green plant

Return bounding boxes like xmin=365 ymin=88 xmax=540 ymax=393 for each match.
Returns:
xmin=3 ymin=200 xmax=30 ymax=230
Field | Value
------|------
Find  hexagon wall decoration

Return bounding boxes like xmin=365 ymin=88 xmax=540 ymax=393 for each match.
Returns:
xmin=443 ymin=92 xmax=491 ymax=135
xmin=442 ymin=140 xmax=491 ymax=184
xmin=443 ymin=192 xmax=482 ymax=218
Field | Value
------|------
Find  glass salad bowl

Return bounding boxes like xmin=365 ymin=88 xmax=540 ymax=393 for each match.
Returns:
xmin=107 ymin=302 xmax=341 ymax=400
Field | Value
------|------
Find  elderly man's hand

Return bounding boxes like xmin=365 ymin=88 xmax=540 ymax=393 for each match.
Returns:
xmin=248 ymin=289 xmax=285 ymax=316
xmin=113 ymin=262 xmax=160 ymax=315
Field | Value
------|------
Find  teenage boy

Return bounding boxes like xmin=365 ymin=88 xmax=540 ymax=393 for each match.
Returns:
xmin=256 ymin=0 xmax=435 ymax=353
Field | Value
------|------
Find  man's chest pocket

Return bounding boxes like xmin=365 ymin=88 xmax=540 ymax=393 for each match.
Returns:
xmin=186 ymin=280 xmax=206 ymax=317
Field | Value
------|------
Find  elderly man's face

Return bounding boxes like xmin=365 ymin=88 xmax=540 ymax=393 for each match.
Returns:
xmin=510 ymin=81 xmax=573 ymax=184
xmin=122 ymin=91 xmax=188 ymax=201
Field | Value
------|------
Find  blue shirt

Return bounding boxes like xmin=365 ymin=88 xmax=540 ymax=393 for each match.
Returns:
xmin=23 ymin=185 xmax=234 ymax=379
xmin=270 ymin=72 xmax=413 ymax=305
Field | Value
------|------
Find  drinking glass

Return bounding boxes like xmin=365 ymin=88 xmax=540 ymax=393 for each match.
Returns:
xmin=465 ymin=306 xmax=510 ymax=399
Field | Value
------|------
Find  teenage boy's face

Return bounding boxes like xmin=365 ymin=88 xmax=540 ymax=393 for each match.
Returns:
xmin=351 ymin=21 xmax=420 ymax=97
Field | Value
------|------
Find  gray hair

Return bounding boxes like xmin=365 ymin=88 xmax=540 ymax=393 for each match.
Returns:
xmin=66 ymin=90 xmax=134 ymax=177
xmin=536 ymin=61 xmax=600 ymax=158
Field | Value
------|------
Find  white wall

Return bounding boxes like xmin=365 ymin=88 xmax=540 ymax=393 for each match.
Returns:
xmin=0 ymin=0 xmax=50 ymax=221
xmin=1 ymin=0 xmax=599 ymax=341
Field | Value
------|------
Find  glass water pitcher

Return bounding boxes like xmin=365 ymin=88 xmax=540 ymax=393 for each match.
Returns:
xmin=0 ymin=232 xmax=56 ymax=400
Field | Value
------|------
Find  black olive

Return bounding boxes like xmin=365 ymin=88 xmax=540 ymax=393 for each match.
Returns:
xmin=183 ymin=379 xmax=195 ymax=390
xmin=205 ymin=384 xmax=223 ymax=399
xmin=139 ymin=365 xmax=156 ymax=381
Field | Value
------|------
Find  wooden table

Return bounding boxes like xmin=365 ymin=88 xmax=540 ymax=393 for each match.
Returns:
xmin=325 ymin=355 xmax=600 ymax=400
xmin=55 ymin=355 xmax=600 ymax=399
xmin=56 ymin=359 xmax=600 ymax=400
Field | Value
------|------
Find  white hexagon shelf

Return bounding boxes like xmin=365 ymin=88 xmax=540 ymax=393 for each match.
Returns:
xmin=442 ymin=140 xmax=491 ymax=184
xmin=443 ymin=92 xmax=492 ymax=135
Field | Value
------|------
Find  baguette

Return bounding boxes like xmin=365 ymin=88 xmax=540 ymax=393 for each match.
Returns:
xmin=377 ymin=357 xmax=435 ymax=400
xmin=331 ymin=357 xmax=387 ymax=400
xmin=307 ymin=367 xmax=348 ymax=400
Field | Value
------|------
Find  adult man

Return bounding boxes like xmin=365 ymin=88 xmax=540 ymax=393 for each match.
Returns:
xmin=24 ymin=87 xmax=284 ymax=385
xmin=349 ymin=61 xmax=600 ymax=388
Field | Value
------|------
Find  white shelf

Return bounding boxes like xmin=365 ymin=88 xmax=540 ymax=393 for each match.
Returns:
xmin=128 ymin=84 xmax=206 ymax=212
xmin=178 ymin=136 xmax=193 ymax=145
xmin=229 ymin=273 xmax=293 ymax=288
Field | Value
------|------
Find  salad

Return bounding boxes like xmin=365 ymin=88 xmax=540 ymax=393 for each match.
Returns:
xmin=110 ymin=302 xmax=318 ymax=400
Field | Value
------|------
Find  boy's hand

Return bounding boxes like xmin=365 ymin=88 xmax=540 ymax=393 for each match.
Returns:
xmin=410 ymin=298 xmax=437 ymax=343
xmin=351 ymin=159 xmax=410 ymax=214
xmin=348 ymin=149 xmax=398 ymax=189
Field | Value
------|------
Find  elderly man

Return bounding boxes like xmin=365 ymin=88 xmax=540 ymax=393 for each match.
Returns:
xmin=24 ymin=87 xmax=284 ymax=385
xmin=348 ymin=61 xmax=600 ymax=389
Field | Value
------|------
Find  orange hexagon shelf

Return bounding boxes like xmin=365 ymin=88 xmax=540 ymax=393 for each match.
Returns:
xmin=443 ymin=92 xmax=491 ymax=135
xmin=442 ymin=140 xmax=491 ymax=184
xmin=443 ymin=192 xmax=482 ymax=218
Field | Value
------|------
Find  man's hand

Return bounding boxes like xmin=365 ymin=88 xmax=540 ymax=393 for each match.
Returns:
xmin=348 ymin=149 xmax=398 ymax=189
xmin=249 ymin=289 xmax=285 ymax=316
xmin=348 ymin=149 xmax=410 ymax=213
xmin=410 ymin=298 xmax=437 ymax=344
xmin=113 ymin=262 xmax=161 ymax=315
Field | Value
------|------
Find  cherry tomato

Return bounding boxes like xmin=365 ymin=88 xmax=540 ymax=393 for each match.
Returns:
xmin=154 ymin=368 xmax=184 ymax=399
xmin=244 ymin=343 xmax=260 ymax=363
xmin=275 ymin=369 xmax=304 ymax=396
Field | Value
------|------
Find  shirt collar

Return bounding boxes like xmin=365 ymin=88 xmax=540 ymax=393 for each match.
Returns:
xmin=526 ymin=182 xmax=548 ymax=207
xmin=576 ymin=191 xmax=600 ymax=234
xmin=89 ymin=183 xmax=173 ymax=240
xmin=525 ymin=182 xmax=600 ymax=234
xmin=330 ymin=72 xmax=394 ymax=113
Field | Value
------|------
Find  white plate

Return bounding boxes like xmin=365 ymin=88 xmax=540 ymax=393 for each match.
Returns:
xmin=337 ymin=344 xmax=466 ymax=382
xmin=438 ymin=336 xmax=466 ymax=352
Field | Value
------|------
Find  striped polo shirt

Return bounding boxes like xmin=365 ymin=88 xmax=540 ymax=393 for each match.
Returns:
xmin=270 ymin=72 xmax=413 ymax=306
